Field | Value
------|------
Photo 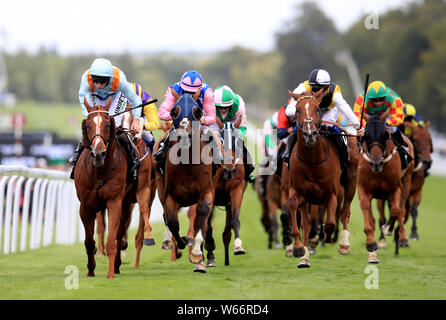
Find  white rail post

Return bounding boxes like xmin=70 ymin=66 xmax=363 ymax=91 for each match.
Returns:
xmin=20 ymin=177 xmax=35 ymax=252
xmin=11 ymin=176 xmax=26 ymax=253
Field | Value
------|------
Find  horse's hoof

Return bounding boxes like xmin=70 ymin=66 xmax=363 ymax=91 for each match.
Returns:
xmin=206 ymin=260 xmax=216 ymax=267
xmin=193 ymin=263 xmax=207 ymax=273
xmin=382 ymin=224 xmax=392 ymax=236
xmin=120 ymin=240 xmax=128 ymax=251
xmin=410 ymin=233 xmax=419 ymax=241
xmin=87 ymin=272 xmax=95 ymax=277
xmin=106 ymin=273 xmax=115 ymax=279
xmin=378 ymin=239 xmax=387 ymax=249
xmin=398 ymin=238 xmax=410 ymax=248
xmin=234 ymin=247 xmax=246 ymax=255
xmin=338 ymin=245 xmax=350 ymax=255
xmin=144 ymin=238 xmax=155 ymax=246
xmin=161 ymin=240 xmax=173 ymax=250
xmin=275 ymin=243 xmax=283 ymax=249
xmin=368 ymin=252 xmax=379 ymax=264
xmin=282 ymin=236 xmax=292 ymax=246
xmin=366 ymin=242 xmax=378 ymax=252
xmin=189 ymin=253 xmax=203 ymax=264
xmin=297 ymin=257 xmax=310 ymax=268
xmin=309 ymin=247 xmax=316 ymax=255
xmin=176 ymin=250 xmax=182 ymax=260
xmin=178 ymin=237 xmax=189 ymax=250
xmin=285 ymin=249 xmax=293 ymax=257
xmin=293 ymin=246 xmax=306 ymax=258
xmin=309 ymin=235 xmax=319 ymax=248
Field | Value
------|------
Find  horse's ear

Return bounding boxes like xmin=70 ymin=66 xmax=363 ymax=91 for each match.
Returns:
xmin=192 ymin=106 xmax=203 ymax=121
xmin=288 ymin=90 xmax=299 ymax=101
xmin=171 ymin=87 xmax=181 ymax=102
xmin=312 ymin=89 xmax=325 ymax=102
xmin=425 ymin=120 xmax=430 ymax=129
xmin=84 ymin=97 xmax=92 ymax=112
xmin=170 ymin=105 xmax=181 ymax=120
xmin=192 ymin=89 xmax=201 ymax=101
xmin=105 ymin=97 xmax=112 ymax=109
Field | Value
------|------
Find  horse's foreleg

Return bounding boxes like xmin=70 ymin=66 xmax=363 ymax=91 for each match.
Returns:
xmin=105 ymin=200 xmax=122 ymax=278
xmin=358 ymin=185 xmax=378 ymax=263
xmin=204 ymin=209 xmax=216 ymax=267
xmin=410 ymin=189 xmax=422 ymax=240
xmin=187 ymin=205 xmax=197 ymax=244
xmin=376 ymin=199 xmax=387 ymax=249
xmin=135 ymin=213 xmax=144 ymax=268
xmin=385 ymin=188 xmax=402 ymax=236
xmin=96 ymin=211 xmax=106 ymax=256
xmin=324 ymin=193 xmax=337 ymax=243
xmin=80 ymin=205 xmax=96 ymax=277
xmin=137 ymin=185 xmax=154 ymax=246
xmin=288 ymin=188 xmax=305 ymax=258
xmin=165 ymin=195 xmax=186 ymax=250
xmin=223 ymin=205 xmax=232 ymax=266
xmin=191 ymin=193 xmax=213 ymax=264
xmin=231 ymin=188 xmax=245 ymax=256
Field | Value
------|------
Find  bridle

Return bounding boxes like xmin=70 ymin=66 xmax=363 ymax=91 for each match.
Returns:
xmin=87 ymin=110 xmax=112 ymax=152
xmin=295 ymin=95 xmax=321 ymax=136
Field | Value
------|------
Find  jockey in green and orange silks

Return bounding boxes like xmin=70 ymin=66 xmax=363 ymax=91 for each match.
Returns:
xmin=353 ymin=80 xmax=412 ymax=168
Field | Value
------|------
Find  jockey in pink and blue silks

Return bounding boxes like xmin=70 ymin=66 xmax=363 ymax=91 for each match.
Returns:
xmin=70 ymin=58 xmax=144 ymax=182
xmin=153 ymin=70 xmax=223 ymax=171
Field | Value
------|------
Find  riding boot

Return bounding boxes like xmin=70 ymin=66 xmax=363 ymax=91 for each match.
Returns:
xmin=153 ymin=131 xmax=172 ymax=172
xmin=391 ymin=130 xmax=413 ymax=170
xmin=242 ymin=143 xmax=255 ymax=183
xmin=118 ymin=133 xmax=141 ymax=183
xmin=331 ymin=134 xmax=349 ymax=171
xmin=69 ymin=142 xmax=85 ymax=179
xmin=282 ymin=132 xmax=297 ymax=165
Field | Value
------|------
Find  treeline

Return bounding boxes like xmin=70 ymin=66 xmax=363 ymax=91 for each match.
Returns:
xmin=4 ymin=0 xmax=446 ymax=132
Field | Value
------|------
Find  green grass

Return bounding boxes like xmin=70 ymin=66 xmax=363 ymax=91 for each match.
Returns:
xmin=0 ymin=176 xmax=445 ymax=300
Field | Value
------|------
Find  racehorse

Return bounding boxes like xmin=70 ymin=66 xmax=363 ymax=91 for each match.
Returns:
xmin=286 ymin=90 xmax=344 ymax=268
xmin=93 ymin=105 xmax=158 ymax=269
xmin=153 ymin=92 xmax=217 ymax=273
xmin=357 ymin=114 xmax=414 ymax=263
xmin=204 ymin=122 xmax=247 ymax=267
xmin=376 ymin=121 xmax=432 ymax=247
xmin=74 ymin=98 xmax=134 ymax=278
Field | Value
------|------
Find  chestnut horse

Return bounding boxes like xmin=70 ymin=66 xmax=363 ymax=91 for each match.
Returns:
xmin=286 ymin=90 xmax=344 ymax=268
xmin=74 ymin=98 xmax=134 ymax=278
xmin=94 ymin=106 xmax=157 ymax=269
xmin=357 ymin=115 xmax=414 ymax=263
xmin=376 ymin=121 xmax=432 ymax=247
xmin=204 ymin=122 xmax=247 ymax=267
xmin=153 ymin=92 xmax=217 ymax=273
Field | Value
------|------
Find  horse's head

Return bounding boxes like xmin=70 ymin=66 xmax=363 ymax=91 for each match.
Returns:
xmin=362 ymin=115 xmax=391 ymax=172
xmin=288 ymin=90 xmax=321 ymax=146
xmin=170 ymin=89 xmax=202 ymax=134
xmin=82 ymin=97 xmax=115 ymax=167
xmin=220 ymin=122 xmax=243 ymax=180
xmin=406 ymin=121 xmax=433 ymax=170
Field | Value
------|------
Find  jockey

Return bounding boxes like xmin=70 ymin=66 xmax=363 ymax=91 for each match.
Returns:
xmin=211 ymin=85 xmax=255 ymax=183
xmin=153 ymin=70 xmax=223 ymax=170
xmin=130 ymin=82 xmax=159 ymax=152
xmin=70 ymin=58 xmax=143 ymax=182
xmin=399 ymin=103 xmax=425 ymax=136
xmin=353 ymin=80 xmax=412 ymax=169
xmin=283 ymin=68 xmax=363 ymax=170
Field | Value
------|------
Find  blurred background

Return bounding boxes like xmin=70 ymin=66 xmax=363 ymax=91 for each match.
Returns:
xmin=1 ymin=0 xmax=445 ymax=174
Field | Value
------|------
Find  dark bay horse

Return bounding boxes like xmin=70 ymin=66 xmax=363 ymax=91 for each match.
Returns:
xmin=153 ymin=92 xmax=217 ymax=273
xmin=376 ymin=121 xmax=432 ymax=246
xmin=358 ymin=115 xmax=414 ymax=263
xmin=286 ymin=90 xmax=343 ymax=268
xmin=204 ymin=122 xmax=247 ymax=267
xmin=74 ymin=98 xmax=134 ymax=278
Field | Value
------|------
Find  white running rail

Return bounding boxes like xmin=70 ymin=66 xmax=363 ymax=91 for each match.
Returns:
xmin=0 ymin=165 xmax=82 ymax=254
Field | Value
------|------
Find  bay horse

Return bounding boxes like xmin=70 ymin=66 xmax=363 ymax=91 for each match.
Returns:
xmin=357 ymin=115 xmax=414 ymax=263
xmin=74 ymin=97 xmax=134 ymax=278
xmin=204 ymin=122 xmax=247 ymax=267
xmin=286 ymin=90 xmax=345 ymax=268
xmin=153 ymin=92 xmax=217 ymax=273
xmin=376 ymin=121 xmax=432 ymax=246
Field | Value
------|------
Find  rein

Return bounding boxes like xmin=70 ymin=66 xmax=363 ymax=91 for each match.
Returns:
xmin=360 ymin=143 xmax=398 ymax=164
xmin=82 ymin=145 xmax=123 ymax=189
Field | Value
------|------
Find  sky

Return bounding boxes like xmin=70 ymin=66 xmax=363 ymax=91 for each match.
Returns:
xmin=0 ymin=0 xmax=413 ymax=55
